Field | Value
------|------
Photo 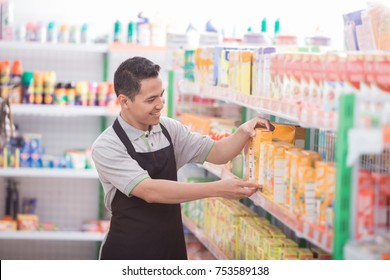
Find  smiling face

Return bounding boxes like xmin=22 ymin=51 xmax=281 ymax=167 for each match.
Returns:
xmin=119 ymin=76 xmax=165 ymax=131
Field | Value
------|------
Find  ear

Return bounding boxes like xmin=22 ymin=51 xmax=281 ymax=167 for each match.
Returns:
xmin=118 ymin=95 xmax=128 ymax=108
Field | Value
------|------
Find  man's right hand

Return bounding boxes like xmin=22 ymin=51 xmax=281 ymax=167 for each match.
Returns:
xmin=214 ymin=178 xmax=260 ymax=199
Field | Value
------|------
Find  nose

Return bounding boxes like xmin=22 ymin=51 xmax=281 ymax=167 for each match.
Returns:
xmin=155 ymin=97 xmax=165 ymax=109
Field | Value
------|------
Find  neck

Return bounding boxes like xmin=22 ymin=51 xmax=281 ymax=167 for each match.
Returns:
xmin=120 ymin=111 xmax=149 ymax=131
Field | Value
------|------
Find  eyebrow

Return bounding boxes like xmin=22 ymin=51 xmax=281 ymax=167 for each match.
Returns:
xmin=145 ymin=89 xmax=165 ymax=101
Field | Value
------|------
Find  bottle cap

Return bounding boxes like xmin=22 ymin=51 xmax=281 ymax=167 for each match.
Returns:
xmin=274 ymin=18 xmax=280 ymax=35
xmin=22 ymin=71 xmax=34 ymax=84
xmin=261 ymin=18 xmax=267 ymax=33
xmin=12 ymin=60 xmax=23 ymax=75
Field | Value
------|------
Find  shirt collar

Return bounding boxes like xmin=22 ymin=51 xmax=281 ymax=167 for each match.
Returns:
xmin=118 ymin=115 xmax=162 ymax=141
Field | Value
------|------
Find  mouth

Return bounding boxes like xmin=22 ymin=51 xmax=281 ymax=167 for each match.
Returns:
xmin=150 ymin=111 xmax=161 ymax=117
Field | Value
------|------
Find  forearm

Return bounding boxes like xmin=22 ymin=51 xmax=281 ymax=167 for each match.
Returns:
xmin=132 ymin=178 xmax=219 ymax=204
xmin=206 ymin=127 xmax=249 ymax=164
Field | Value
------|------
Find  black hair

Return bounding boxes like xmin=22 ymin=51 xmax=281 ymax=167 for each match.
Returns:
xmin=113 ymin=56 xmax=161 ymax=100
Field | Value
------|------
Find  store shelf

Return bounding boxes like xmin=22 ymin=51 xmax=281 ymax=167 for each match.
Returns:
xmin=109 ymin=43 xmax=166 ymax=52
xmin=0 ymin=231 xmax=105 ymax=241
xmin=178 ymin=81 xmax=339 ymax=130
xmin=0 ymin=168 xmax=98 ymax=179
xmin=250 ymin=192 xmax=297 ymax=230
xmin=201 ymin=161 xmax=333 ymax=253
xmin=347 ymin=127 xmax=390 ymax=166
xmin=343 ymin=242 xmax=390 ymax=260
xmin=10 ymin=104 xmax=119 ymax=117
xmin=182 ymin=215 xmax=227 ymax=260
xmin=201 ymin=162 xmax=223 ymax=178
xmin=0 ymin=41 xmax=108 ymax=53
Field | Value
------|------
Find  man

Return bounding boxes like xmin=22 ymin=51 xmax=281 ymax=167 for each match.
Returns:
xmin=92 ymin=56 xmax=274 ymax=260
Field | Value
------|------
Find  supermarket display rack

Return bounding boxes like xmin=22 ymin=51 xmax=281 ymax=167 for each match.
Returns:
xmin=176 ymin=74 xmax=340 ymax=258
xmin=182 ymin=215 xmax=227 ymax=260
xmin=178 ymin=80 xmax=334 ymax=131
xmin=0 ymin=41 xmax=167 ymax=259
xmin=202 ymin=162 xmax=333 ymax=254
xmin=338 ymin=94 xmax=390 ymax=260
xmin=179 ymin=80 xmax=390 ymax=259
xmin=0 ymin=105 xmax=109 ymax=259
xmin=0 ymin=231 xmax=105 ymax=241
xmin=0 ymin=167 xmax=98 ymax=179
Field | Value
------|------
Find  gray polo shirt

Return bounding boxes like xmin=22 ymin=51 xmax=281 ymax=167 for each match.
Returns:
xmin=91 ymin=115 xmax=214 ymax=211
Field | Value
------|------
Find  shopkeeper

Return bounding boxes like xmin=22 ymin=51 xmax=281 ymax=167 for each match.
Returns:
xmin=91 ymin=56 xmax=274 ymax=260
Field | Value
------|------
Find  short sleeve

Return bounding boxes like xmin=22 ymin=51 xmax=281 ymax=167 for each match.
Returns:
xmin=92 ymin=137 xmax=150 ymax=197
xmin=160 ymin=117 xmax=214 ymax=169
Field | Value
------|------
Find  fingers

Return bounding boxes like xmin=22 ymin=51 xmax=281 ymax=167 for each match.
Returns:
xmin=230 ymin=179 xmax=259 ymax=198
xmin=254 ymin=117 xmax=275 ymax=131
xmin=219 ymin=177 xmax=261 ymax=199
xmin=240 ymin=180 xmax=260 ymax=190
xmin=267 ymin=121 xmax=275 ymax=131
xmin=233 ymin=186 xmax=257 ymax=199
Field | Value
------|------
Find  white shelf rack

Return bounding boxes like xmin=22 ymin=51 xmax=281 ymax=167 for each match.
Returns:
xmin=344 ymin=242 xmax=384 ymax=260
xmin=0 ymin=41 xmax=108 ymax=53
xmin=0 ymin=168 xmax=98 ymax=179
xmin=178 ymin=81 xmax=338 ymax=130
xmin=202 ymin=162 xmax=333 ymax=253
xmin=10 ymin=104 xmax=118 ymax=117
xmin=0 ymin=231 xmax=105 ymax=241
xmin=182 ymin=215 xmax=227 ymax=260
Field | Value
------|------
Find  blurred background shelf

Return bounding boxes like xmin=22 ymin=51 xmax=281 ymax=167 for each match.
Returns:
xmin=0 ymin=231 xmax=105 ymax=241
xmin=10 ymin=104 xmax=118 ymax=117
xmin=0 ymin=41 xmax=108 ymax=53
xmin=0 ymin=168 xmax=98 ymax=179
xmin=201 ymin=161 xmax=333 ymax=253
xmin=182 ymin=215 xmax=227 ymax=260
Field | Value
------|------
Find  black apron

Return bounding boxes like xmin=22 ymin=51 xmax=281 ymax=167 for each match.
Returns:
xmin=100 ymin=119 xmax=187 ymax=260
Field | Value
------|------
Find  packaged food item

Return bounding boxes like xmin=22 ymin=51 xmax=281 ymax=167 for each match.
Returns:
xmin=17 ymin=214 xmax=39 ymax=231
xmin=0 ymin=220 xmax=17 ymax=231
xmin=245 ymin=128 xmax=272 ymax=184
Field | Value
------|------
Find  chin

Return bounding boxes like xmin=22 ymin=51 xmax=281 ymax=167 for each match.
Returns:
xmin=149 ymin=116 xmax=161 ymax=125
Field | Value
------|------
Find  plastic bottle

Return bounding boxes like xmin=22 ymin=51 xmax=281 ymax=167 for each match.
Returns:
xmin=273 ymin=18 xmax=280 ymax=45
xmin=46 ymin=21 xmax=57 ymax=43
xmin=206 ymin=19 xmax=218 ymax=33
xmin=97 ymin=82 xmax=108 ymax=106
xmin=80 ymin=23 xmax=89 ymax=44
xmin=10 ymin=59 xmax=23 ymax=104
xmin=88 ymin=82 xmax=97 ymax=106
xmin=5 ymin=180 xmax=19 ymax=220
xmin=22 ymin=71 xmax=34 ymax=104
xmin=14 ymin=24 xmax=26 ymax=42
xmin=261 ymin=17 xmax=267 ymax=33
xmin=54 ymin=82 xmax=66 ymax=106
xmin=113 ymin=20 xmax=122 ymax=42
xmin=106 ymin=82 xmax=117 ymax=108
xmin=58 ymin=24 xmax=69 ymax=43
xmin=0 ymin=0 xmax=14 ymax=41
xmin=69 ymin=25 xmax=79 ymax=44
xmin=5 ymin=180 xmax=13 ymax=218
xmin=25 ymin=22 xmax=36 ymax=41
xmin=0 ymin=60 xmax=11 ymax=99
xmin=34 ymin=71 xmax=44 ymax=104
xmin=186 ymin=23 xmax=199 ymax=48
xmin=35 ymin=21 xmax=46 ymax=43
xmin=10 ymin=181 xmax=19 ymax=219
xmin=137 ymin=12 xmax=150 ymax=46
xmin=65 ymin=82 xmax=76 ymax=105
xmin=43 ymin=71 xmax=56 ymax=105
xmin=274 ymin=18 xmax=280 ymax=36
xmin=9 ymin=124 xmax=23 ymax=168
xmin=127 ymin=21 xmax=137 ymax=43
xmin=75 ymin=81 xmax=88 ymax=106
